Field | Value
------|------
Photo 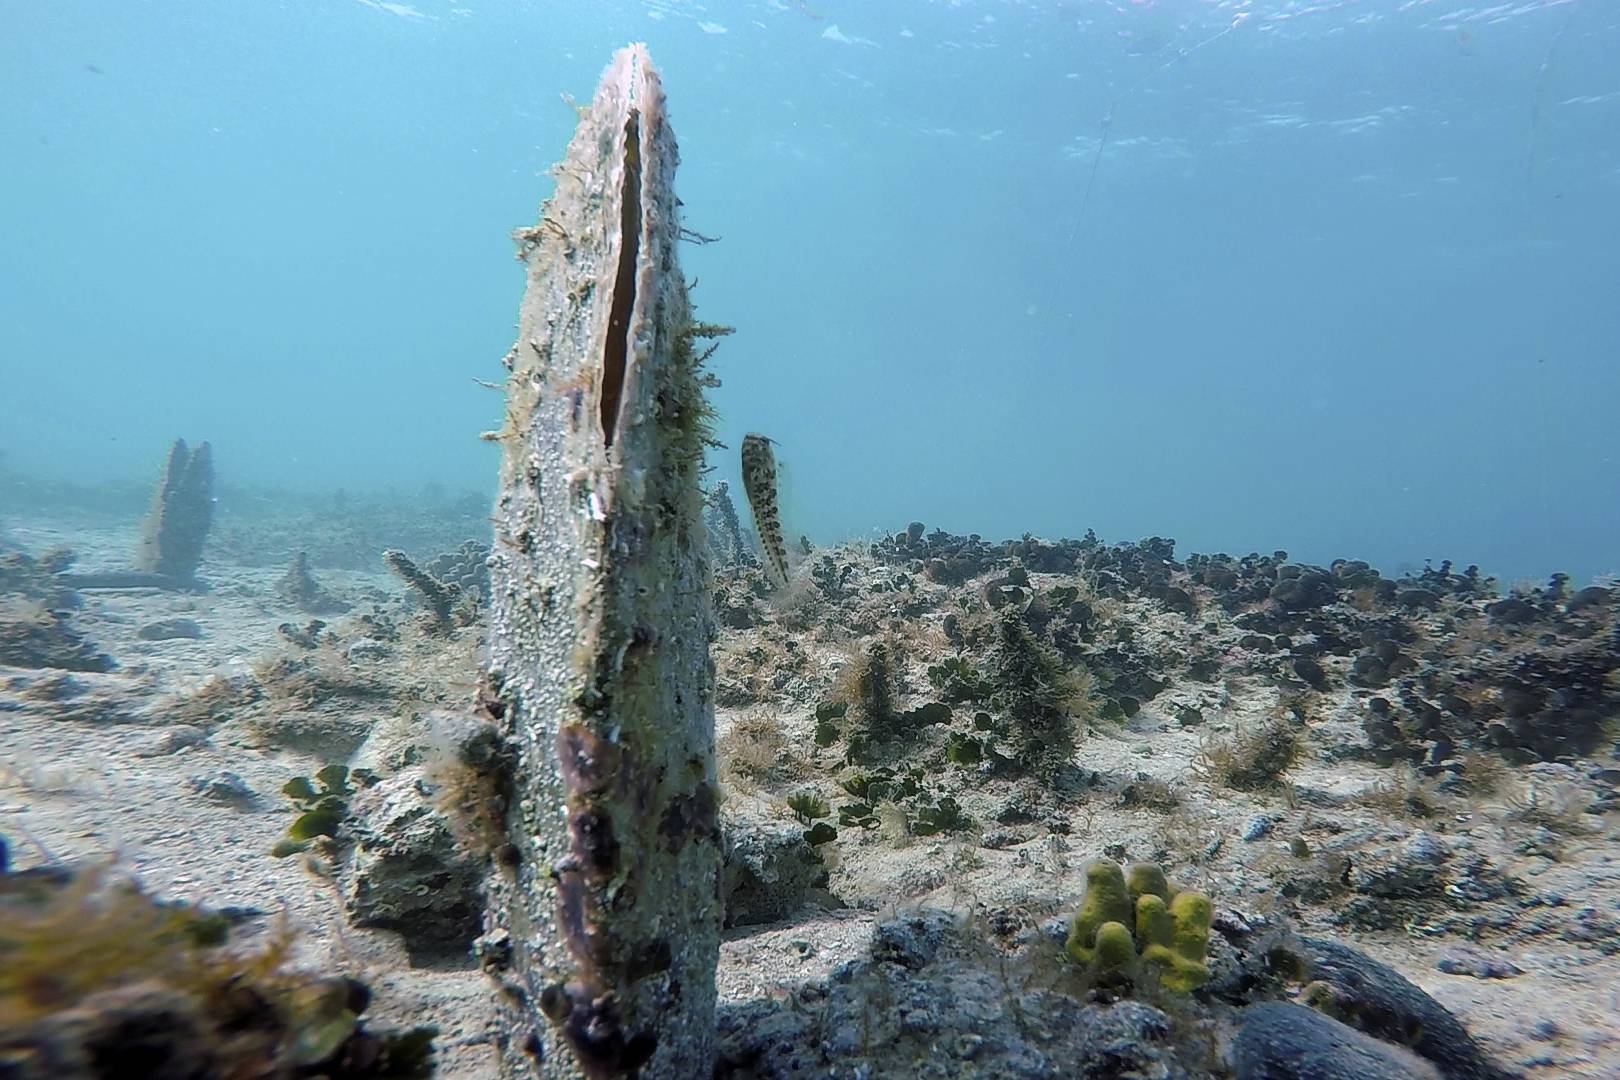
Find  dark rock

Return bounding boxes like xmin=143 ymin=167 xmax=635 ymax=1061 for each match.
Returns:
xmin=0 ymin=578 xmax=114 ymax=671
xmin=1300 ymin=936 xmax=1520 ymax=1080
xmin=870 ymin=910 xmax=954 ymax=970
xmin=1293 ymin=657 xmax=1330 ymax=691
xmin=1566 ymin=586 xmax=1611 ymax=613
xmin=1480 ymin=644 xmax=1618 ymax=760
xmin=1349 ymin=654 xmax=1389 ymax=689
xmin=993 ymin=788 xmax=1042 ymax=824
xmin=717 ymin=907 xmax=1183 ymax=1079
xmin=714 ymin=589 xmax=762 ymax=630
xmin=1339 ymin=832 xmax=1455 ymax=928
xmin=0 ymin=981 xmax=217 ymax=1080
xmin=473 ymin=927 xmax=512 ymax=973
xmin=1499 ymin=681 xmax=1543 ymax=718
xmin=1242 ymin=816 xmax=1274 ymax=841
xmin=1234 ymin=1001 xmax=1442 ymax=1079
xmin=276 ymin=620 xmax=325 ymax=649
xmin=1067 ymin=1000 xmax=1177 ymax=1078
xmin=136 ymin=725 xmax=209 ymax=757
xmin=1333 ymin=560 xmax=1382 ymax=589
xmin=1236 ymin=611 xmax=1280 ymax=634
xmin=1361 ymin=698 xmax=1408 ymax=762
xmin=1486 ymin=598 xmax=1537 ymax=624
xmin=345 ymin=637 xmax=391 ymax=662
xmin=1159 ymin=585 xmax=1197 ymax=617
xmin=1271 ymin=569 xmax=1338 ymax=612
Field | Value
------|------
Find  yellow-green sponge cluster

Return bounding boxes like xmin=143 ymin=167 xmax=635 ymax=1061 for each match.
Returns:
xmin=1065 ymin=860 xmax=1213 ymax=993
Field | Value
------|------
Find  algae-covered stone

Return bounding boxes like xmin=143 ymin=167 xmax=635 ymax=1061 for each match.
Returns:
xmin=343 ymin=768 xmax=482 ymax=963
xmin=721 ymin=796 xmax=820 ymax=928
xmin=1065 ymin=860 xmax=1133 ymax=966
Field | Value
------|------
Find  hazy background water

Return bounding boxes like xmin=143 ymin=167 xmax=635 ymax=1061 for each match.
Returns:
xmin=3 ymin=0 xmax=1616 ymax=584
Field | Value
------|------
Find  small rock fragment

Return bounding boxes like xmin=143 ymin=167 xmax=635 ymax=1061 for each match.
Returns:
xmin=137 ymin=726 xmax=209 ymax=757
xmin=869 ymin=910 xmax=953 ymax=970
xmin=345 ymin=638 xmax=391 ymax=662
xmin=137 ymin=618 xmax=203 ymax=641
xmin=1526 ymin=1019 xmax=1560 ymax=1042
xmin=1435 ymin=947 xmax=1522 ymax=980
xmin=189 ymin=770 xmax=256 ymax=804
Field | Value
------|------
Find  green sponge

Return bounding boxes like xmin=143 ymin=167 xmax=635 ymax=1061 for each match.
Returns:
xmin=1066 ymin=859 xmax=1213 ymax=993
xmin=1092 ymin=921 xmax=1139 ymax=979
xmin=1126 ymin=862 xmax=1173 ymax=904
xmin=1135 ymin=892 xmax=1174 ymax=950
xmin=1140 ymin=890 xmax=1213 ymax=992
xmin=1065 ymin=861 xmax=1133 ymax=966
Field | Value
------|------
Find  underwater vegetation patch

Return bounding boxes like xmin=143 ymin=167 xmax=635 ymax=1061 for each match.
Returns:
xmin=0 ymin=861 xmax=434 ymax=1077
xmin=1195 ymin=717 xmax=1303 ymax=792
xmin=270 ymin=764 xmax=377 ymax=859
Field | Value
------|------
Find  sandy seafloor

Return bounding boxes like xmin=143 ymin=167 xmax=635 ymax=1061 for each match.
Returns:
xmin=2 ymin=511 xmax=1618 ymax=1079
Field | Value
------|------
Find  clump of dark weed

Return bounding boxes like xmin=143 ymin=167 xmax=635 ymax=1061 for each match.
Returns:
xmin=1196 ymin=718 xmax=1303 ymax=792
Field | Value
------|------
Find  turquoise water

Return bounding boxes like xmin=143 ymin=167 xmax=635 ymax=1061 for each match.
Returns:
xmin=3 ymin=0 xmax=1616 ymax=582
